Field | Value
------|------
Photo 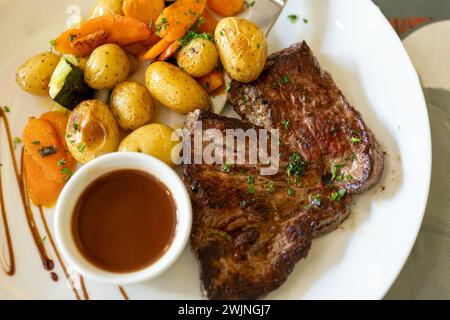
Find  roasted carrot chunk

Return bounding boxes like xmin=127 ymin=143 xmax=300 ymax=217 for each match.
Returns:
xmin=197 ymin=70 xmax=224 ymax=93
xmin=123 ymin=0 xmax=165 ymax=25
xmin=55 ymin=15 xmax=151 ymax=56
xmin=207 ymin=0 xmax=244 ymax=17
xmin=155 ymin=0 xmax=207 ymax=42
xmin=158 ymin=41 xmax=181 ymax=61
xmin=23 ymin=112 xmax=75 ymax=206
xmin=40 ymin=112 xmax=75 ymax=170
xmin=197 ymin=7 xmax=219 ymax=35
xmin=23 ymin=151 xmax=65 ymax=207
xmin=140 ymin=38 xmax=171 ymax=61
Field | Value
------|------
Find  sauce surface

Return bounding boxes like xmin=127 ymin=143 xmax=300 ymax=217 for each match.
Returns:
xmin=72 ymin=170 xmax=177 ymax=273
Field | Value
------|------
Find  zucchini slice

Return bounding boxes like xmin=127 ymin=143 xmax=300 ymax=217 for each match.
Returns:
xmin=49 ymin=58 xmax=93 ymax=111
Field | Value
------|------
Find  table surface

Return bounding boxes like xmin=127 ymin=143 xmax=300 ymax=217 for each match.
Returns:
xmin=374 ymin=0 xmax=450 ymax=19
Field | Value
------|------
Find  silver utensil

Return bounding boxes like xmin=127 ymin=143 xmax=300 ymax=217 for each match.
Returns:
xmin=244 ymin=0 xmax=287 ymax=35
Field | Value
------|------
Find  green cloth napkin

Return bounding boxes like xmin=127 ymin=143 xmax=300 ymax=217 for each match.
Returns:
xmin=385 ymin=88 xmax=450 ymax=300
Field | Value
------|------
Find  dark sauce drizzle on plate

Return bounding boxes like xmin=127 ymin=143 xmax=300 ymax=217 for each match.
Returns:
xmin=0 ymin=110 xmax=129 ymax=300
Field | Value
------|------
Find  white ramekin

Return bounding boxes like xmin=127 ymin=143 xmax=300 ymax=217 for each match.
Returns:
xmin=54 ymin=152 xmax=192 ymax=285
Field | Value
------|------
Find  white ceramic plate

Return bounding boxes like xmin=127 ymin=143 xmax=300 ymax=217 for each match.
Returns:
xmin=0 ymin=0 xmax=431 ymax=300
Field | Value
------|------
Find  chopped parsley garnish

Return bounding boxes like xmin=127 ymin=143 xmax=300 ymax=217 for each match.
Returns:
xmin=2 ymin=106 xmax=10 ymax=112
xmin=245 ymin=1 xmax=256 ymax=9
xmin=38 ymin=146 xmax=57 ymax=157
xmin=149 ymin=19 xmax=153 ymax=29
xmin=287 ymin=188 xmax=296 ymax=196
xmin=282 ymin=119 xmax=290 ymax=130
xmin=240 ymin=200 xmax=247 ymax=208
xmin=331 ymin=188 xmax=346 ymax=202
xmin=196 ymin=17 xmax=205 ymax=26
xmin=346 ymin=175 xmax=353 ymax=181
xmin=286 ymin=153 xmax=307 ymax=179
xmin=267 ymin=181 xmax=276 ymax=193
xmin=203 ymin=82 xmax=210 ymax=90
xmin=156 ymin=17 xmax=169 ymax=35
xmin=68 ymin=34 xmax=76 ymax=42
xmin=226 ymin=82 xmax=232 ymax=92
xmin=73 ymin=123 xmax=80 ymax=131
xmin=310 ymin=195 xmax=321 ymax=207
xmin=303 ymin=18 xmax=309 ymax=24
xmin=179 ymin=30 xmax=214 ymax=47
xmin=223 ymin=163 xmax=232 ymax=173
xmin=77 ymin=144 xmax=86 ymax=153
xmin=306 ymin=195 xmax=321 ymax=208
xmin=57 ymin=159 xmax=66 ymax=167
xmin=61 ymin=167 xmax=73 ymax=181
xmin=288 ymin=14 xmax=298 ymax=23
xmin=351 ymin=137 xmax=362 ymax=144
xmin=13 ymin=137 xmax=22 ymax=149
xmin=330 ymin=160 xmax=347 ymax=182
xmin=31 ymin=140 xmax=41 ymax=145
xmin=247 ymin=176 xmax=256 ymax=194
xmin=281 ymin=74 xmax=290 ymax=84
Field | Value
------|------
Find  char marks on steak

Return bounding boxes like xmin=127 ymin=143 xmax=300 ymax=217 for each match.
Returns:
xmin=228 ymin=41 xmax=384 ymax=194
xmin=184 ymin=42 xmax=384 ymax=300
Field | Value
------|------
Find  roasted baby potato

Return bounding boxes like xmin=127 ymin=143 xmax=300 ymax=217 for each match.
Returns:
xmin=84 ymin=44 xmax=130 ymax=90
xmin=176 ymin=37 xmax=219 ymax=77
xmin=16 ymin=52 xmax=60 ymax=96
xmin=145 ymin=62 xmax=210 ymax=115
xmin=215 ymin=17 xmax=268 ymax=83
xmin=111 ymin=81 xmax=155 ymax=131
xmin=66 ymin=100 xmax=119 ymax=164
xmin=90 ymin=0 xmax=124 ymax=18
xmin=119 ymin=123 xmax=178 ymax=166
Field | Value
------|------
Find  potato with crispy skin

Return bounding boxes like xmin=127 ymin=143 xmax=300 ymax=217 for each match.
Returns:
xmin=84 ymin=44 xmax=130 ymax=89
xmin=111 ymin=81 xmax=155 ymax=131
xmin=145 ymin=62 xmax=210 ymax=115
xmin=16 ymin=52 xmax=60 ymax=96
xmin=90 ymin=0 xmax=124 ymax=18
xmin=66 ymin=100 xmax=119 ymax=164
xmin=215 ymin=17 xmax=268 ymax=83
xmin=119 ymin=123 xmax=178 ymax=166
xmin=177 ymin=37 xmax=219 ymax=78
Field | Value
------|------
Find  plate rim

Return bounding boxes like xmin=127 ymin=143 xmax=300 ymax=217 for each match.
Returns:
xmin=0 ymin=0 xmax=433 ymax=300
xmin=368 ymin=0 xmax=432 ymax=299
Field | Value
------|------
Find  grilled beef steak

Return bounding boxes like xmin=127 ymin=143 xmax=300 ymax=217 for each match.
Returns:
xmin=184 ymin=42 xmax=384 ymax=300
xmin=184 ymin=111 xmax=351 ymax=300
xmin=228 ymin=41 xmax=384 ymax=194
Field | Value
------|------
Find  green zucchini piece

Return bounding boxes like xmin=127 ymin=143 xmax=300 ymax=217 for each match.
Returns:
xmin=49 ymin=59 xmax=93 ymax=111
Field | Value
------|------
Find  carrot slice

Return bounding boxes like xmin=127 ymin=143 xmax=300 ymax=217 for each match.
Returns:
xmin=198 ymin=7 xmax=219 ymax=34
xmin=197 ymin=70 xmax=224 ymax=93
xmin=207 ymin=0 xmax=244 ymax=17
xmin=142 ymin=33 xmax=161 ymax=46
xmin=23 ymin=151 xmax=65 ymax=207
xmin=123 ymin=0 xmax=165 ymax=25
xmin=23 ymin=118 xmax=70 ymax=183
xmin=55 ymin=15 xmax=151 ymax=56
xmin=123 ymin=42 xmax=147 ymax=56
xmin=158 ymin=41 xmax=181 ymax=61
xmin=140 ymin=38 xmax=171 ymax=61
xmin=155 ymin=0 xmax=207 ymax=42
xmin=40 ymin=112 xmax=75 ymax=170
